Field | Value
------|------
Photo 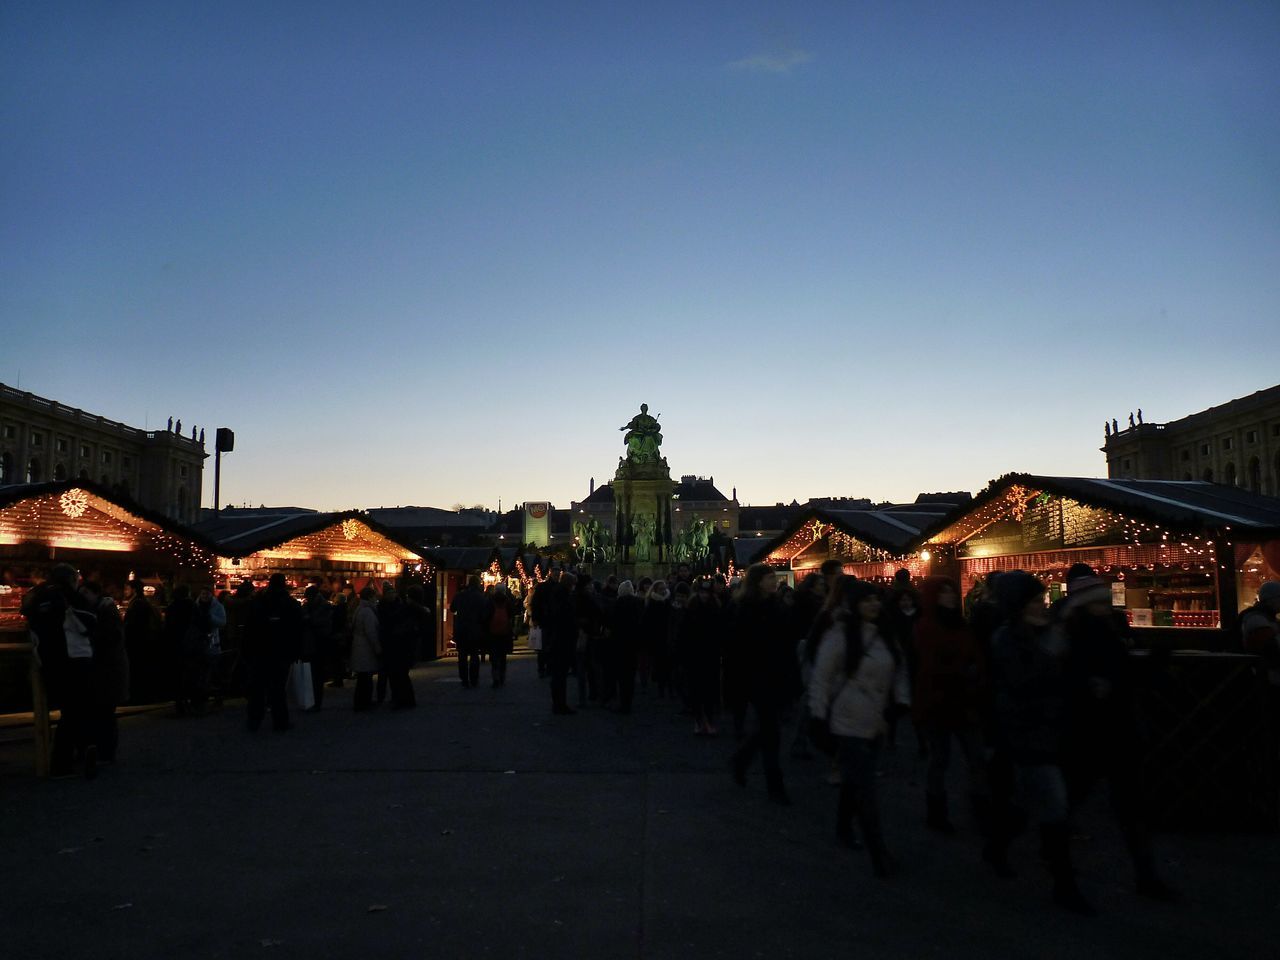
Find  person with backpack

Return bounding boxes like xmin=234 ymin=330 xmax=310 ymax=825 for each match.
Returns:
xmin=485 ymin=584 xmax=516 ymax=688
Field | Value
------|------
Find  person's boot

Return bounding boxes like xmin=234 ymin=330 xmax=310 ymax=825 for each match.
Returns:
xmin=766 ymin=773 xmax=791 ymax=806
xmin=836 ymin=786 xmax=863 ymax=849
xmin=926 ymin=792 xmax=957 ymax=835
xmin=866 ymin=836 xmax=895 ymax=878
xmin=1042 ymin=823 xmax=1096 ymax=916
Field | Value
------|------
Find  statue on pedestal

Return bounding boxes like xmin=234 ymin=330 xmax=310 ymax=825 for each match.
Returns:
xmin=620 ymin=403 xmax=663 ymax=464
xmin=633 ymin=512 xmax=656 ymax=562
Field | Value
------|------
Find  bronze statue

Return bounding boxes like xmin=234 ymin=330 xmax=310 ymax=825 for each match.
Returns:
xmin=620 ymin=403 xmax=663 ymax=463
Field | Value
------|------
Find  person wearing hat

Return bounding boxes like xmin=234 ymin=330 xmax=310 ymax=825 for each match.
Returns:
xmin=1058 ymin=564 xmax=1177 ymax=905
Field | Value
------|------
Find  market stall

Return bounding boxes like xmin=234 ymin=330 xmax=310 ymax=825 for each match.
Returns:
xmin=759 ymin=506 xmax=945 ymax=585
xmin=920 ymin=474 xmax=1280 ymax=646
xmin=427 ymin=546 xmax=527 ymax=658
xmin=195 ymin=510 xmax=427 ymax=596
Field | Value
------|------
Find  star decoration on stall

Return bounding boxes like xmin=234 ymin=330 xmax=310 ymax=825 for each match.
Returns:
xmin=806 ymin=519 xmax=828 ymax=542
xmin=341 ymin=519 xmax=360 ymax=540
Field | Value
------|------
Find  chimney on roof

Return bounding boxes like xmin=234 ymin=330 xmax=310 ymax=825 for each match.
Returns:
xmin=590 ymin=477 xmax=595 ymax=495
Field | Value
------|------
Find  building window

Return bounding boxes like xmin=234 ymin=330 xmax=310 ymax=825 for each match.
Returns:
xmin=1222 ymin=437 xmax=1233 ymax=451
xmin=80 ymin=444 xmax=90 ymax=459
xmin=1200 ymin=442 xmax=1211 ymax=456
xmin=101 ymin=450 xmax=112 ymax=465
xmin=30 ymin=433 xmax=42 ymax=449
xmin=26 ymin=457 xmax=41 ymax=482
xmin=0 ymin=451 xmax=11 ymax=483
xmin=1123 ymin=458 xmax=1132 ymax=471
xmin=1246 ymin=429 xmax=1258 ymax=444
xmin=1 ymin=424 xmax=14 ymax=440
xmin=55 ymin=437 xmax=68 ymax=453
xmin=179 ymin=465 xmax=188 ymax=479
xmin=121 ymin=456 xmax=131 ymax=469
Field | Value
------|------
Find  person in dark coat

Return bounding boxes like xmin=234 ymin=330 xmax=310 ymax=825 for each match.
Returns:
xmin=681 ymin=579 xmax=724 ymax=734
xmin=611 ymin=580 xmax=645 ymax=713
xmin=377 ymin=585 xmax=417 ymax=708
xmin=1058 ymin=569 xmax=1176 ymax=904
xmin=912 ymin=576 xmax=989 ymax=835
xmin=484 ymin=584 xmax=516 ymax=689
xmin=988 ymin=572 xmax=1089 ymax=914
xmin=729 ymin=563 xmax=801 ymax=805
xmin=122 ymin=580 xmax=159 ymax=703
xmin=244 ymin=573 xmax=302 ymax=732
xmin=643 ymin=580 xmax=674 ymax=699
xmin=164 ymin=585 xmax=198 ymax=716
xmin=79 ymin=580 xmax=129 ymax=764
xmin=574 ymin=575 xmax=603 ymax=706
xmin=301 ymin=585 xmax=334 ymax=710
xmin=532 ymin=573 xmax=577 ymax=714
xmin=449 ymin=576 xmax=486 ymax=689
xmin=23 ymin=563 xmax=99 ymax=777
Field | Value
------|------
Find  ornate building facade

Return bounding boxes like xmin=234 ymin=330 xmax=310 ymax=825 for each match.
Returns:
xmin=0 ymin=383 xmax=208 ymax=523
xmin=1102 ymin=385 xmax=1280 ymax=495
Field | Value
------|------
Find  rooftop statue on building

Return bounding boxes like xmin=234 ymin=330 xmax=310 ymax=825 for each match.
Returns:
xmin=620 ymin=403 xmax=663 ymax=464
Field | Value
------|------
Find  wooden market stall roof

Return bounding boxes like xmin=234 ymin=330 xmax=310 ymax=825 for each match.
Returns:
xmin=920 ymin=474 xmax=1280 ymax=548
xmin=760 ymin=504 xmax=951 ymax=568
xmin=193 ymin=509 xmax=424 ymax=563
xmin=0 ymin=480 xmax=219 ymax=567
xmin=425 ymin=546 xmax=506 ymax=573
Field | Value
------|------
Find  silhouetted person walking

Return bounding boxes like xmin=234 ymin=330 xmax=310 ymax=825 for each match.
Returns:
xmin=245 ymin=574 xmax=302 ymax=732
xmin=729 ymin=563 xmax=800 ymax=805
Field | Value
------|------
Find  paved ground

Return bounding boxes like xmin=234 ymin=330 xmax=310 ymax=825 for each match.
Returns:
xmin=1 ymin=652 xmax=1276 ymax=960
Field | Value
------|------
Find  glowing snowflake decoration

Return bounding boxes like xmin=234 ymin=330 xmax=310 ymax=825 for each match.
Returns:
xmin=341 ymin=519 xmax=360 ymax=540
xmin=60 ymin=488 xmax=89 ymax=519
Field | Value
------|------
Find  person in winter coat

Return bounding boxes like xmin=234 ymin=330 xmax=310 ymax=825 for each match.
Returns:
xmin=450 ymin=576 xmax=486 ymax=689
xmin=611 ymin=580 xmax=645 ymax=713
xmin=1058 ymin=569 xmax=1176 ymax=904
xmin=122 ymin=580 xmax=159 ymax=703
xmin=23 ymin=563 xmax=100 ymax=778
xmin=644 ymin=580 xmax=674 ymax=698
xmin=912 ymin=576 xmax=989 ymax=835
xmin=729 ymin=563 xmax=801 ymax=805
xmin=681 ymin=578 xmax=724 ymax=734
xmin=79 ymin=580 xmax=129 ymax=764
xmin=574 ymin=575 xmax=603 ymax=706
xmin=987 ymin=572 xmax=1090 ymax=913
xmin=302 ymin=585 xmax=334 ymax=710
xmin=485 ymin=584 xmax=516 ymax=689
xmin=809 ymin=578 xmax=911 ymax=877
xmin=378 ymin=585 xmax=418 ymax=709
xmin=244 ymin=574 xmax=302 ymax=732
xmin=350 ymin=586 xmax=382 ymax=710
xmin=164 ymin=585 xmax=197 ymax=715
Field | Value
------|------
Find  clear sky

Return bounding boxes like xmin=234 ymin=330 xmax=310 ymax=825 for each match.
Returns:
xmin=3 ymin=1 xmax=1277 ymax=511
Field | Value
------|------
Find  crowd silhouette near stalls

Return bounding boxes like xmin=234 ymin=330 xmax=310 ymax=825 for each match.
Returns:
xmin=22 ymin=556 xmax=1280 ymax=917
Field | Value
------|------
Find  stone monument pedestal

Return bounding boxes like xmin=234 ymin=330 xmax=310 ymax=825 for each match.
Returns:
xmin=612 ymin=458 xmax=675 ymax=582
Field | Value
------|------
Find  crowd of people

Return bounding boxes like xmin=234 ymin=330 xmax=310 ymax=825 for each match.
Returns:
xmin=517 ymin=559 xmax=1280 ymax=915
xmin=20 ymin=555 xmax=1280 ymax=917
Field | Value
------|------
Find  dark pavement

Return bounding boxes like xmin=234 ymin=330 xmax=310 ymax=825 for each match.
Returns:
xmin=1 ymin=652 xmax=1275 ymax=960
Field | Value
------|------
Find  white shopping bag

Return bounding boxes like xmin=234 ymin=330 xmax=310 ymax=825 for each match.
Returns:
xmin=527 ymin=625 xmax=543 ymax=651
xmin=289 ymin=661 xmax=315 ymax=710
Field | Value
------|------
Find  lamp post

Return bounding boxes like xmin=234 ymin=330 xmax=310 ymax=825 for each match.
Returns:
xmin=214 ymin=428 xmax=235 ymax=516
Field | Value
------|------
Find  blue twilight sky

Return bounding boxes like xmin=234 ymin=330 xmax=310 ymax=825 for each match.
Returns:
xmin=2 ymin=1 xmax=1277 ymax=511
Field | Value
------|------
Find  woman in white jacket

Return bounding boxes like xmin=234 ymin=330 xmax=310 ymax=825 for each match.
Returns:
xmin=809 ymin=578 xmax=911 ymax=877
